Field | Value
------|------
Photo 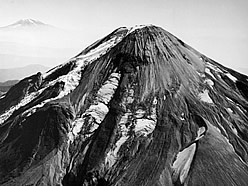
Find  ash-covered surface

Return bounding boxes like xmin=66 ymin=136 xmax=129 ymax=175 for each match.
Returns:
xmin=1 ymin=25 xmax=248 ymax=186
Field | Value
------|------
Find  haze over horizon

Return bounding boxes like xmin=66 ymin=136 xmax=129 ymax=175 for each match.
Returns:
xmin=0 ymin=0 xmax=247 ymax=74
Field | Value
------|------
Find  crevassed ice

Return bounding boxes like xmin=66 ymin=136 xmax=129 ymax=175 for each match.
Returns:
xmin=198 ymin=89 xmax=213 ymax=104
xmin=85 ymin=103 xmax=109 ymax=124
xmin=69 ymin=73 xmax=121 ymax=141
xmin=134 ymin=97 xmax=157 ymax=136
xmin=84 ymin=73 xmax=121 ymax=124
xmin=106 ymin=95 xmax=158 ymax=168
xmin=57 ymin=69 xmax=82 ymax=98
xmin=96 ymin=73 xmax=120 ymax=104
xmin=105 ymin=89 xmax=158 ymax=167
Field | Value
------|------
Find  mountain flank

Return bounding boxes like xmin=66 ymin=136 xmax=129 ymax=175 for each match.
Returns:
xmin=0 ymin=25 xmax=248 ymax=186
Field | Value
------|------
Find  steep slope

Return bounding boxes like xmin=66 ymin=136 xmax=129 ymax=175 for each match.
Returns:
xmin=0 ymin=25 xmax=248 ymax=186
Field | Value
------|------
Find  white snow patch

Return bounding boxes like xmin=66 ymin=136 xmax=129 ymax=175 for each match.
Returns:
xmin=68 ymin=118 xmax=85 ymax=141
xmin=236 ymin=105 xmax=245 ymax=115
xmin=57 ymin=70 xmax=81 ymax=98
xmin=85 ymin=103 xmax=109 ymax=124
xmin=204 ymin=79 xmax=214 ymax=88
xmin=135 ymin=119 xmax=156 ymax=136
xmin=0 ymin=94 xmax=5 ymax=100
xmin=68 ymin=102 xmax=109 ymax=141
xmin=198 ymin=89 xmax=213 ymax=104
xmin=195 ymin=127 xmax=206 ymax=140
xmin=206 ymin=63 xmax=223 ymax=73
xmin=225 ymin=73 xmax=237 ymax=82
xmin=96 ymin=73 xmax=121 ymax=104
xmin=180 ymin=113 xmax=185 ymax=121
xmin=134 ymin=97 xmax=157 ymax=136
xmin=226 ymin=97 xmax=234 ymax=103
xmin=127 ymin=25 xmax=149 ymax=35
xmin=197 ymin=71 xmax=205 ymax=78
xmin=153 ymin=97 xmax=158 ymax=105
xmin=205 ymin=68 xmax=216 ymax=80
xmin=226 ymin=108 xmax=233 ymax=113
xmin=172 ymin=143 xmax=196 ymax=184
xmin=231 ymin=125 xmax=238 ymax=136
xmin=105 ymin=135 xmax=128 ymax=167
xmin=135 ymin=109 xmax=146 ymax=119
xmin=69 ymin=73 xmax=120 ymax=141
xmin=70 ymin=116 xmax=99 ymax=140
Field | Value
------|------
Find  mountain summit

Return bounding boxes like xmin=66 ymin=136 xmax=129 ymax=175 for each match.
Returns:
xmin=0 ymin=25 xmax=248 ymax=186
xmin=11 ymin=19 xmax=46 ymax=26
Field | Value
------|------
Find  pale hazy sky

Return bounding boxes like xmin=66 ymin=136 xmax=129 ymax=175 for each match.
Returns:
xmin=0 ymin=0 xmax=248 ymax=72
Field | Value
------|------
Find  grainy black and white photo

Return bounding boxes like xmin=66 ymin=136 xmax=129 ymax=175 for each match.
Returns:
xmin=0 ymin=0 xmax=248 ymax=186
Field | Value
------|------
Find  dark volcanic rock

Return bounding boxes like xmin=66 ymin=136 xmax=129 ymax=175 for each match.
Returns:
xmin=1 ymin=25 xmax=248 ymax=186
xmin=0 ymin=72 xmax=42 ymax=114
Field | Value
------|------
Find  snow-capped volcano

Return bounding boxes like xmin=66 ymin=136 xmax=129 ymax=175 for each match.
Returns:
xmin=0 ymin=19 xmax=84 ymax=69
xmin=0 ymin=25 xmax=248 ymax=186
xmin=0 ymin=19 xmax=49 ymax=29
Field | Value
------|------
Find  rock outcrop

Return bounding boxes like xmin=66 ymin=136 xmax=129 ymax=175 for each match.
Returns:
xmin=0 ymin=25 xmax=248 ymax=186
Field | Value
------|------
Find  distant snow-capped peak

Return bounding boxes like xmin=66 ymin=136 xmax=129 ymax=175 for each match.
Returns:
xmin=14 ymin=19 xmax=46 ymax=26
xmin=0 ymin=19 xmax=49 ymax=29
